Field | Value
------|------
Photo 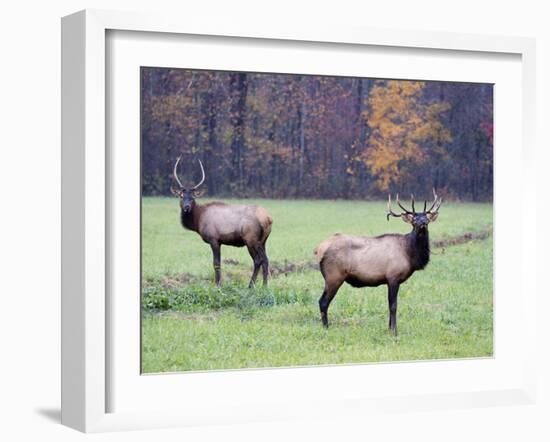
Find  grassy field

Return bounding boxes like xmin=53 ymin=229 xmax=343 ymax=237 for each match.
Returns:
xmin=141 ymin=197 xmax=493 ymax=373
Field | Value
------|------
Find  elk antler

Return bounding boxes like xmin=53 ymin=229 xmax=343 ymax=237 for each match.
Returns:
xmin=396 ymin=194 xmax=414 ymax=214
xmin=388 ymin=189 xmax=441 ymax=221
xmin=173 ymin=157 xmax=206 ymax=189
xmin=191 ymin=159 xmax=206 ymax=190
xmin=387 ymin=195 xmax=400 ymax=220
xmin=173 ymin=156 xmax=184 ymax=188
xmin=426 ymin=188 xmax=442 ymax=214
xmin=387 ymin=194 xmax=411 ymax=220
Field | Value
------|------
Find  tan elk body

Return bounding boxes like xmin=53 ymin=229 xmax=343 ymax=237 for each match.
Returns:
xmin=315 ymin=233 xmax=416 ymax=288
xmin=171 ymin=157 xmax=273 ymax=287
xmin=315 ymin=192 xmax=442 ymax=333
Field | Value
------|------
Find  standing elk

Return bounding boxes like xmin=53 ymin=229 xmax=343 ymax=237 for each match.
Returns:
xmin=171 ymin=157 xmax=273 ymax=287
xmin=314 ymin=190 xmax=442 ymax=334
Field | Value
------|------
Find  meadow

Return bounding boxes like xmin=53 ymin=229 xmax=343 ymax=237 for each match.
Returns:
xmin=141 ymin=197 xmax=493 ymax=373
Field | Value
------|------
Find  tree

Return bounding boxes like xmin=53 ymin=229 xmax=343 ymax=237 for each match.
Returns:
xmin=140 ymin=67 xmax=491 ymax=201
xmin=362 ymin=80 xmax=451 ymax=192
xmin=228 ymin=73 xmax=248 ymax=191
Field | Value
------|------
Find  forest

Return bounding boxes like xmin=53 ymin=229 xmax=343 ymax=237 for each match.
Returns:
xmin=141 ymin=68 xmax=493 ymax=201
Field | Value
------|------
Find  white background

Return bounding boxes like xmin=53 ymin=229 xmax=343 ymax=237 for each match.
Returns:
xmin=0 ymin=0 xmax=548 ymax=441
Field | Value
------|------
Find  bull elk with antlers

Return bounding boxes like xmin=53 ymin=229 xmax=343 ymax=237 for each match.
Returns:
xmin=171 ymin=157 xmax=273 ymax=287
xmin=314 ymin=191 xmax=442 ymax=334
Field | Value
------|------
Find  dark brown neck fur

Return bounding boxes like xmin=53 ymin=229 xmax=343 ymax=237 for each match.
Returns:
xmin=180 ymin=202 xmax=226 ymax=232
xmin=406 ymin=228 xmax=430 ymax=270
xmin=180 ymin=204 xmax=202 ymax=232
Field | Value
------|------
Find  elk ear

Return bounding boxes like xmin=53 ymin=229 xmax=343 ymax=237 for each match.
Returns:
xmin=192 ymin=189 xmax=204 ymax=198
xmin=401 ymin=213 xmax=414 ymax=224
xmin=427 ymin=212 xmax=439 ymax=223
xmin=170 ymin=186 xmax=183 ymax=197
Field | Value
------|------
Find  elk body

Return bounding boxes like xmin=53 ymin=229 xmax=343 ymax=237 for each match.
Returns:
xmin=171 ymin=157 xmax=273 ymax=287
xmin=314 ymin=192 xmax=442 ymax=334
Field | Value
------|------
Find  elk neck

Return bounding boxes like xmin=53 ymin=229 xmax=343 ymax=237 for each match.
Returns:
xmin=180 ymin=204 xmax=202 ymax=232
xmin=405 ymin=227 xmax=430 ymax=270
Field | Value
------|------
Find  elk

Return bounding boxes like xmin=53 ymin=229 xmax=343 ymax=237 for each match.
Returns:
xmin=171 ymin=157 xmax=273 ymax=287
xmin=314 ymin=190 xmax=442 ymax=334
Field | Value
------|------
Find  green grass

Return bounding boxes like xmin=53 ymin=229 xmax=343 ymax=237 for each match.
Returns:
xmin=141 ymin=197 xmax=493 ymax=373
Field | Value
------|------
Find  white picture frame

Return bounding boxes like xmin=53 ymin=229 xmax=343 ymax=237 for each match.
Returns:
xmin=61 ymin=9 xmax=537 ymax=433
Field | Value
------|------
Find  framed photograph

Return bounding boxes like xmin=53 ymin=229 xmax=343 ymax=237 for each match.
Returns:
xmin=61 ymin=9 xmax=537 ymax=433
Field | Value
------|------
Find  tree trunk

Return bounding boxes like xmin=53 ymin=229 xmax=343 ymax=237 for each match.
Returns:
xmin=298 ymin=98 xmax=306 ymax=195
xmin=229 ymin=73 xmax=248 ymax=191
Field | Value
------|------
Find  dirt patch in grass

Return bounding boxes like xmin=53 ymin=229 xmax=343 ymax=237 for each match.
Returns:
xmin=143 ymin=272 xmax=197 ymax=289
xmin=158 ymin=273 xmax=195 ymax=287
xmin=269 ymin=261 xmax=319 ymax=277
xmin=432 ymin=225 xmax=492 ymax=249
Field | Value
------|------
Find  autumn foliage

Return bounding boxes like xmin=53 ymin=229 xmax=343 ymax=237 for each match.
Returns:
xmin=142 ymin=68 xmax=493 ymax=201
xmin=364 ymin=81 xmax=452 ymax=191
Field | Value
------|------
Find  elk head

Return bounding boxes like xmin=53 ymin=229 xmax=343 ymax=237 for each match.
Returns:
xmin=387 ymin=189 xmax=442 ymax=232
xmin=170 ymin=156 xmax=206 ymax=213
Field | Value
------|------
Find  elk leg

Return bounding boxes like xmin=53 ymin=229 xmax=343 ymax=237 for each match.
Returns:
xmin=319 ymin=280 xmax=343 ymax=328
xmin=319 ymin=289 xmax=330 ymax=327
xmin=260 ymin=246 xmax=269 ymax=286
xmin=246 ymin=246 xmax=262 ymax=288
xmin=387 ymin=283 xmax=400 ymax=335
xmin=210 ymin=243 xmax=221 ymax=286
